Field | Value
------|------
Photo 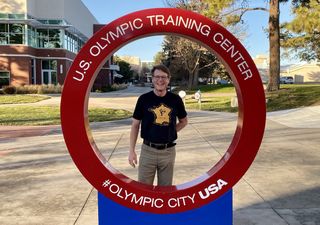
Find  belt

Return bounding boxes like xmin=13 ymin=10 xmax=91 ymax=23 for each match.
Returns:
xmin=143 ymin=140 xmax=176 ymax=150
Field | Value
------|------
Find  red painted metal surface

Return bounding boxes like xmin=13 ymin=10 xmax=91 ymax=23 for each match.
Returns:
xmin=61 ymin=8 xmax=266 ymax=214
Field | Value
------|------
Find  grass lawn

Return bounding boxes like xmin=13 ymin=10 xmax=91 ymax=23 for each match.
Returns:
xmin=0 ymin=106 xmax=132 ymax=126
xmin=185 ymin=84 xmax=320 ymax=112
xmin=0 ymin=94 xmax=50 ymax=104
xmin=1 ymin=84 xmax=319 ymax=125
xmin=266 ymin=84 xmax=320 ymax=111
xmin=191 ymin=84 xmax=236 ymax=94
xmin=175 ymin=84 xmax=236 ymax=95
xmin=185 ymin=97 xmax=238 ymax=112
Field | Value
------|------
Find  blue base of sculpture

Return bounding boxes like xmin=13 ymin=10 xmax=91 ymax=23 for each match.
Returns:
xmin=98 ymin=189 xmax=232 ymax=225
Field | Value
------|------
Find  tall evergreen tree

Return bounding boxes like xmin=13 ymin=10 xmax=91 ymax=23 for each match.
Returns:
xmin=281 ymin=0 xmax=320 ymax=61
xmin=201 ymin=0 xmax=280 ymax=91
xmin=113 ymin=56 xmax=133 ymax=82
xmin=202 ymin=0 xmax=313 ymax=91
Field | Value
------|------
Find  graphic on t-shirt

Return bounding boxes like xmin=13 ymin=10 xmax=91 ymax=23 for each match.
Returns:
xmin=149 ymin=103 xmax=172 ymax=126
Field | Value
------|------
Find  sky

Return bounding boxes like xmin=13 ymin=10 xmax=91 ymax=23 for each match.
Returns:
xmin=81 ymin=0 xmax=298 ymax=64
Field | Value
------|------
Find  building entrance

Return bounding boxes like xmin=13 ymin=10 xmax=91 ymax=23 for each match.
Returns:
xmin=42 ymin=70 xmax=57 ymax=85
xmin=41 ymin=60 xmax=57 ymax=85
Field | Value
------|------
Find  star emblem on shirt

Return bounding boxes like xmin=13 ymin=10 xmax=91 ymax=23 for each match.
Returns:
xmin=149 ymin=103 xmax=172 ymax=126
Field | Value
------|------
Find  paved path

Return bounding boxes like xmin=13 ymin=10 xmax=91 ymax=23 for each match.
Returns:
xmin=0 ymin=86 xmax=319 ymax=225
xmin=0 ymin=86 xmax=152 ymax=111
xmin=268 ymin=105 xmax=320 ymax=128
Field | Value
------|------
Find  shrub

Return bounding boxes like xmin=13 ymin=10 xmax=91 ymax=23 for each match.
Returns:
xmin=99 ymin=85 xmax=114 ymax=92
xmin=112 ymin=83 xmax=128 ymax=90
xmin=3 ymin=86 xmax=17 ymax=95
xmin=16 ymin=84 xmax=63 ymax=94
xmin=94 ymin=83 xmax=128 ymax=93
xmin=16 ymin=85 xmax=38 ymax=94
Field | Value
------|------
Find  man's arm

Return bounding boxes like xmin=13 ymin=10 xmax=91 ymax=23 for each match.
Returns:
xmin=128 ymin=118 xmax=141 ymax=168
xmin=176 ymin=116 xmax=188 ymax=132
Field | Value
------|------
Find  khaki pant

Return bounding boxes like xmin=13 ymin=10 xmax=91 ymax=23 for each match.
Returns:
xmin=138 ymin=143 xmax=176 ymax=186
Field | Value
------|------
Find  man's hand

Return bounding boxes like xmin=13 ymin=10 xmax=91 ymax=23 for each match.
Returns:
xmin=129 ymin=118 xmax=140 ymax=168
xmin=128 ymin=151 xmax=138 ymax=168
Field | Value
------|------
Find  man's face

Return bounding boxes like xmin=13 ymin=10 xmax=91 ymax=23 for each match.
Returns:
xmin=152 ymin=69 xmax=170 ymax=92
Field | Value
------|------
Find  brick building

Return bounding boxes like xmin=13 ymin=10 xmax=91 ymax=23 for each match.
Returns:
xmin=0 ymin=0 xmax=115 ymax=89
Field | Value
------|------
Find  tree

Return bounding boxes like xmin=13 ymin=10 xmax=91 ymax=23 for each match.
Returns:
xmin=153 ymin=51 xmax=165 ymax=65
xmin=140 ymin=65 xmax=151 ymax=82
xmin=201 ymin=0 xmax=279 ymax=91
xmin=202 ymin=0 xmax=315 ymax=91
xmin=162 ymin=34 xmax=224 ymax=89
xmin=268 ymin=0 xmax=281 ymax=91
xmin=113 ymin=55 xmax=133 ymax=82
xmin=281 ymin=0 xmax=320 ymax=62
xmin=164 ymin=0 xmax=229 ymax=89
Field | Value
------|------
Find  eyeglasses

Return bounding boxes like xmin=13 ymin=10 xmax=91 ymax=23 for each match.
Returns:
xmin=153 ymin=76 xmax=169 ymax=80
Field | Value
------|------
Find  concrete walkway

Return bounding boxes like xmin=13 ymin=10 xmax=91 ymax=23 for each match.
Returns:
xmin=0 ymin=87 xmax=319 ymax=225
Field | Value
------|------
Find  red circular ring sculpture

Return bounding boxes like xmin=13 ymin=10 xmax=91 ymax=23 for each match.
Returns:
xmin=61 ymin=8 xmax=266 ymax=214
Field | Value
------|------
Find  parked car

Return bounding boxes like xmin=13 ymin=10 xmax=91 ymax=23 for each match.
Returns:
xmin=214 ymin=77 xmax=229 ymax=85
xmin=280 ymin=76 xmax=294 ymax=84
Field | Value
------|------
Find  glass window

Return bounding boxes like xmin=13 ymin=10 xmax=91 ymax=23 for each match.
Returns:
xmin=71 ymin=37 xmax=74 ymax=52
xmin=0 ymin=13 xmax=8 ymax=19
xmin=48 ymin=20 xmax=61 ymax=25
xmin=9 ymin=24 xmax=24 ymax=44
xmin=37 ymin=29 xmax=49 ymax=48
xmin=0 ymin=24 xmax=8 ymax=33
xmin=27 ymin=26 xmax=36 ymax=47
xmin=37 ymin=29 xmax=63 ymax=48
xmin=62 ymin=31 xmax=85 ymax=53
xmin=0 ymin=71 xmax=10 ymax=88
xmin=43 ymin=71 xmax=49 ymax=84
xmin=38 ymin=19 xmax=66 ymax=25
xmin=10 ymin=24 xmax=23 ymax=33
xmin=49 ymin=29 xmax=62 ymax=48
xmin=49 ymin=29 xmax=60 ymax=38
xmin=0 ymin=13 xmax=25 ymax=19
xmin=37 ymin=29 xmax=48 ymax=38
xmin=79 ymin=39 xmax=84 ymax=50
xmin=51 ymin=71 xmax=57 ymax=85
xmin=68 ymin=34 xmax=72 ymax=51
xmin=41 ymin=60 xmax=57 ymax=85
xmin=0 ymin=24 xmax=8 ymax=44
xmin=38 ymin=20 xmax=48 ymax=25
xmin=65 ymin=32 xmax=76 ymax=52
xmin=42 ymin=60 xmax=57 ymax=70
xmin=0 ymin=33 xmax=8 ymax=44
xmin=31 ymin=59 xmax=35 ymax=84
xmin=73 ymin=37 xmax=76 ymax=52
xmin=9 ymin=33 xmax=23 ymax=44
xmin=42 ymin=60 xmax=50 ymax=70
xmin=8 ymin=14 xmax=25 ymax=19
xmin=64 ymin=32 xmax=68 ymax=49
xmin=50 ymin=60 xmax=57 ymax=70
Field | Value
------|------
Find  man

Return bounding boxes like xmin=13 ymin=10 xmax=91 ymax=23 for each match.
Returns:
xmin=128 ymin=64 xmax=188 ymax=186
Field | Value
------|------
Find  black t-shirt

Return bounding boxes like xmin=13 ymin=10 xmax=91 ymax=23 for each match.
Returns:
xmin=133 ymin=91 xmax=187 ymax=143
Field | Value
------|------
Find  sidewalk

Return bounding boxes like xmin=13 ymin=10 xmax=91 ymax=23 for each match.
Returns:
xmin=0 ymin=86 xmax=320 ymax=224
xmin=0 ymin=108 xmax=319 ymax=224
xmin=0 ymin=125 xmax=60 ymax=140
xmin=268 ymin=105 xmax=320 ymax=128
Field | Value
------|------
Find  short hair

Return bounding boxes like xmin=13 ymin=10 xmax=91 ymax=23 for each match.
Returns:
xmin=151 ymin=64 xmax=171 ymax=78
